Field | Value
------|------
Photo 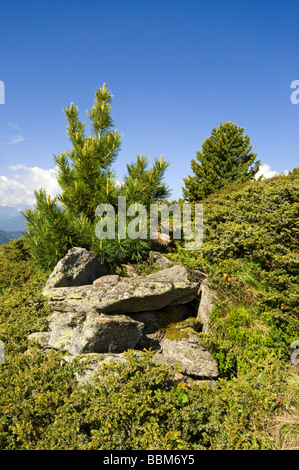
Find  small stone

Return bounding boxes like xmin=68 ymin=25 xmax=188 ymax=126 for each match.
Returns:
xmin=27 ymin=332 xmax=51 ymax=346
xmin=148 ymin=251 xmax=173 ymax=269
xmin=93 ymin=275 xmax=120 ymax=286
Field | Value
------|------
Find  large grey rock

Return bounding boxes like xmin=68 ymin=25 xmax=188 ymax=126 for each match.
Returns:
xmin=44 ymin=247 xmax=110 ymax=290
xmin=47 ymin=311 xmax=144 ymax=355
xmin=43 ymin=266 xmax=199 ymax=315
xmin=34 ymin=252 xmax=220 ymax=379
xmin=153 ymin=335 xmax=219 ymax=378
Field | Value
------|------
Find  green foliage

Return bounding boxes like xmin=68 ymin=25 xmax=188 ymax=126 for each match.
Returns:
xmin=200 ymin=172 xmax=299 ymax=315
xmin=22 ymin=84 xmax=170 ymax=270
xmin=56 ymin=84 xmax=122 ymax=220
xmin=2 ymin=169 xmax=299 ymax=450
xmin=183 ymin=121 xmax=260 ymax=201
xmin=0 ymin=239 xmax=298 ymax=450
xmin=120 ymin=154 xmax=170 ymax=205
xmin=168 ymin=171 xmax=299 ymax=380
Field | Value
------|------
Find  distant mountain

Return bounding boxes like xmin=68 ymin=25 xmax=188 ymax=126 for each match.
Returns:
xmin=0 ymin=229 xmax=22 ymax=245
xmin=0 ymin=229 xmax=10 ymax=245
xmin=0 ymin=205 xmax=27 ymax=233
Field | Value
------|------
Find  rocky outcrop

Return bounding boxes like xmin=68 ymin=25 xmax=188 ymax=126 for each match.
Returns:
xmin=148 ymin=250 xmax=173 ymax=269
xmin=30 ymin=248 xmax=218 ymax=383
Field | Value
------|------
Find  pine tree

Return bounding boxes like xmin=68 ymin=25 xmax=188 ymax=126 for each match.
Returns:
xmin=55 ymin=83 xmax=121 ymax=220
xmin=182 ymin=122 xmax=260 ymax=201
xmin=22 ymin=84 xmax=170 ymax=269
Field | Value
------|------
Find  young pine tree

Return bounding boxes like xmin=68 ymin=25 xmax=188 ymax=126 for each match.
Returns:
xmin=22 ymin=84 xmax=170 ymax=269
xmin=182 ymin=122 xmax=260 ymax=201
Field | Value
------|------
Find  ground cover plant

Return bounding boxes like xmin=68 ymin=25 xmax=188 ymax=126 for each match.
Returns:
xmin=0 ymin=169 xmax=298 ymax=450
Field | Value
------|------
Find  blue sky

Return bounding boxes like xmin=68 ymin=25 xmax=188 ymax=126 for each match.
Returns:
xmin=0 ymin=0 xmax=298 ymax=207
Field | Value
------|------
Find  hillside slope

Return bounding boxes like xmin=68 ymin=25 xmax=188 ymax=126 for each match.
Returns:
xmin=0 ymin=172 xmax=298 ymax=450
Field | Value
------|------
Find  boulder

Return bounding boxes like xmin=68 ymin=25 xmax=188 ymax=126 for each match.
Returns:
xmin=145 ymin=264 xmax=188 ymax=282
xmin=47 ymin=311 xmax=144 ymax=355
xmin=44 ymin=247 xmax=110 ymax=291
xmin=43 ymin=266 xmax=199 ymax=315
xmin=27 ymin=332 xmax=51 ymax=348
xmin=153 ymin=335 xmax=219 ymax=378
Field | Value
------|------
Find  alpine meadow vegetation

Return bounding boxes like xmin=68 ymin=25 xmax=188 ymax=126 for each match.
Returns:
xmin=0 ymin=85 xmax=298 ymax=450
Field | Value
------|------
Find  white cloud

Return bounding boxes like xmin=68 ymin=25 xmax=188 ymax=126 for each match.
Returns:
xmin=0 ymin=165 xmax=60 ymax=208
xmin=255 ymin=164 xmax=289 ymax=180
xmin=6 ymin=121 xmax=22 ymax=132
xmin=5 ymin=121 xmax=26 ymax=145
xmin=255 ymin=164 xmax=278 ymax=180
xmin=7 ymin=134 xmax=26 ymax=145
xmin=6 ymin=121 xmax=21 ymax=131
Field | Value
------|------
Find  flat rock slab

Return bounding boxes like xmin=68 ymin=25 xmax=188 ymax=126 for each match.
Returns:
xmin=43 ymin=265 xmax=199 ymax=315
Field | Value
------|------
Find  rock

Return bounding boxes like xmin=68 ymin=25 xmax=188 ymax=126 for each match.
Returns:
xmin=153 ymin=336 xmax=219 ymax=378
xmin=43 ymin=267 xmax=199 ymax=315
xmin=27 ymin=332 xmax=51 ymax=347
xmin=121 ymin=264 xmax=138 ymax=277
xmin=62 ymin=352 xmax=130 ymax=384
xmin=188 ymin=269 xmax=207 ymax=283
xmin=149 ymin=251 xmax=173 ymax=269
xmin=47 ymin=311 xmax=144 ymax=355
xmin=145 ymin=264 xmax=187 ymax=282
xmin=197 ymin=279 xmax=217 ymax=333
xmin=174 ymin=318 xmax=202 ymax=332
xmin=93 ymin=275 xmax=120 ymax=286
xmin=34 ymin=250 xmax=220 ymax=380
xmin=44 ymin=247 xmax=110 ymax=291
